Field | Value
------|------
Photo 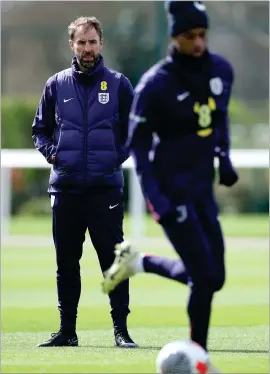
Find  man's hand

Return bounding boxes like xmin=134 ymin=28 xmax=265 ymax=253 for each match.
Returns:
xmin=158 ymin=205 xmax=188 ymax=226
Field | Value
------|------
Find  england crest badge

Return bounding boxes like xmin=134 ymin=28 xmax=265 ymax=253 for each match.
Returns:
xmin=210 ymin=77 xmax=223 ymax=96
xmin=98 ymin=93 xmax=109 ymax=104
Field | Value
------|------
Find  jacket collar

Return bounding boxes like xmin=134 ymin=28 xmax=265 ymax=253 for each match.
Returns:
xmin=167 ymin=45 xmax=211 ymax=71
xmin=165 ymin=46 xmax=212 ymax=103
xmin=72 ymin=55 xmax=104 ymax=83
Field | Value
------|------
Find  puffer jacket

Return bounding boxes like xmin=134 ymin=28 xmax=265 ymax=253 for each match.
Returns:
xmin=32 ymin=56 xmax=133 ymax=193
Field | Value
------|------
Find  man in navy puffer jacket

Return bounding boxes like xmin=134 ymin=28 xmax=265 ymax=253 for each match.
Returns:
xmin=32 ymin=16 xmax=138 ymax=348
xmin=102 ymin=1 xmax=238 ymax=358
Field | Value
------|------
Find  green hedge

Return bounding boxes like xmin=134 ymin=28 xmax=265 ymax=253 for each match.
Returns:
xmin=2 ymin=96 xmax=39 ymax=149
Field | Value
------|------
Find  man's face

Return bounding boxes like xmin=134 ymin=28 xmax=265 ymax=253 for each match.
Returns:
xmin=173 ymin=27 xmax=207 ymax=58
xmin=69 ymin=25 xmax=103 ymax=71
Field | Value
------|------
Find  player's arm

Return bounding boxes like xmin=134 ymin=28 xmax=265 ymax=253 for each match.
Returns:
xmin=214 ymin=63 xmax=234 ymax=157
xmin=127 ymin=80 xmax=173 ymax=222
xmin=117 ymin=75 xmax=134 ymax=165
xmin=215 ymin=64 xmax=238 ymax=187
xmin=32 ymin=76 xmax=57 ymax=164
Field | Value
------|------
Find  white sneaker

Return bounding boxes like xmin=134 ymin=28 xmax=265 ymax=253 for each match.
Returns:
xmin=102 ymin=241 xmax=140 ymax=294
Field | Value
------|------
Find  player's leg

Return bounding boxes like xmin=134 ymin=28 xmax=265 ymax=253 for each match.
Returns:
xmin=162 ymin=201 xmax=221 ymax=351
xmin=86 ymin=188 xmax=138 ymax=348
xmin=102 ymin=241 xmax=189 ymax=295
xmin=196 ymin=195 xmax=226 ymax=292
xmin=102 ymin=201 xmax=220 ymax=350
xmin=143 ymin=255 xmax=189 ymax=284
xmin=103 ymin=200 xmax=220 ymax=350
xmin=37 ymin=193 xmax=87 ymax=347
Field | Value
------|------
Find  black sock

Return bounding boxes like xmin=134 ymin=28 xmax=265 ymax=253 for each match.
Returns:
xmin=143 ymin=255 xmax=189 ymax=285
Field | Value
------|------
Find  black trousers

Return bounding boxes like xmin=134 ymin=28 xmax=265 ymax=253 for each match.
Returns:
xmin=162 ymin=194 xmax=225 ymax=349
xmin=162 ymin=194 xmax=226 ymax=291
xmin=51 ymin=188 xmax=130 ymax=332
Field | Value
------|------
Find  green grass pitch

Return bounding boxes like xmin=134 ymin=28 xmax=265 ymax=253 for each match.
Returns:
xmin=2 ymin=214 xmax=269 ymax=373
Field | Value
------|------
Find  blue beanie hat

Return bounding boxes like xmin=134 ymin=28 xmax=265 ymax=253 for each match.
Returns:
xmin=165 ymin=1 xmax=209 ymax=37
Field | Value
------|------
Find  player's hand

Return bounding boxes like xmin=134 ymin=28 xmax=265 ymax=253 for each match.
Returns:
xmin=158 ymin=209 xmax=179 ymax=226
xmin=146 ymin=196 xmax=175 ymax=224
xmin=219 ymin=155 xmax=238 ymax=187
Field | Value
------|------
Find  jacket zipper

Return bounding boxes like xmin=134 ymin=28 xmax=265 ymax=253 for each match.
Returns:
xmin=84 ymin=88 xmax=89 ymax=187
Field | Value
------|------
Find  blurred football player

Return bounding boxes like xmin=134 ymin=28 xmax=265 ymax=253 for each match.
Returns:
xmin=102 ymin=0 xmax=238 ymax=355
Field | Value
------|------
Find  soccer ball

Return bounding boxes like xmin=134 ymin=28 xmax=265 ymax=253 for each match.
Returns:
xmin=156 ymin=340 xmax=210 ymax=374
